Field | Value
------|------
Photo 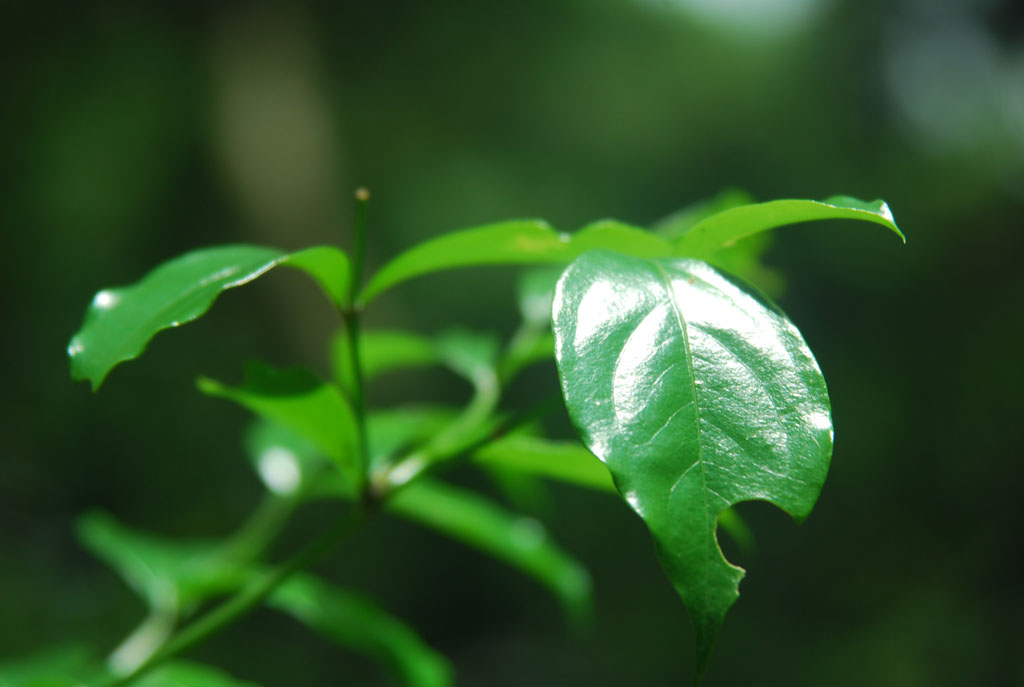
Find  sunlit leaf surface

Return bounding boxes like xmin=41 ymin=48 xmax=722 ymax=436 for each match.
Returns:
xmin=268 ymin=574 xmax=452 ymax=687
xmin=359 ymin=219 xmax=670 ymax=304
xmin=387 ymin=479 xmax=592 ymax=621
xmin=68 ymin=245 xmax=349 ymax=389
xmin=672 ymin=195 xmax=904 ymax=259
xmin=553 ymin=251 xmax=832 ymax=678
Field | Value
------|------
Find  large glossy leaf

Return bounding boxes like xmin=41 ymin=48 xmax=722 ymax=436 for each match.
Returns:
xmin=387 ymin=479 xmax=591 ymax=621
xmin=672 ymin=195 xmax=904 ymax=259
xmin=68 ymin=245 xmax=349 ymax=389
xmin=553 ymin=251 xmax=833 ymax=678
xmin=268 ymin=574 xmax=452 ymax=687
xmin=359 ymin=219 xmax=670 ymax=304
xmin=197 ymin=361 xmax=359 ymax=490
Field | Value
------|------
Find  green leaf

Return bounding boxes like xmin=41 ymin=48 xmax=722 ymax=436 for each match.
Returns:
xmin=68 ymin=245 xmax=349 ymax=389
xmin=387 ymin=479 xmax=591 ymax=621
xmin=653 ymin=188 xmax=755 ymax=240
xmin=553 ymin=251 xmax=833 ymax=679
xmin=367 ymin=406 xmax=459 ymax=469
xmin=359 ymin=219 xmax=670 ymax=304
xmin=473 ymin=435 xmax=615 ymax=492
xmin=198 ymin=361 xmax=359 ymax=491
xmin=76 ymin=512 xmax=243 ymax=611
xmin=516 ymin=268 xmax=563 ymax=327
xmin=331 ymin=329 xmax=440 ymax=391
xmin=135 ymin=661 xmax=261 ymax=687
xmin=672 ymin=195 xmax=904 ymax=259
xmin=0 ymin=646 xmax=107 ymax=687
xmin=244 ymin=420 xmax=333 ymax=498
xmin=268 ymin=574 xmax=452 ymax=687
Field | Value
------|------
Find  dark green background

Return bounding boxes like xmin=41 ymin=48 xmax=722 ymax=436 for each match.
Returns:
xmin=2 ymin=1 xmax=1022 ymax=684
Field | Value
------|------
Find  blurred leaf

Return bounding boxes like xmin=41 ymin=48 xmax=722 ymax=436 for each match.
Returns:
xmin=473 ymin=436 xmax=754 ymax=550
xmin=516 ymin=267 xmax=563 ymax=327
xmin=653 ymin=188 xmax=755 ymax=240
xmin=198 ymin=361 xmax=359 ymax=490
xmin=0 ymin=648 xmax=258 ymax=687
xmin=0 ymin=646 xmax=106 ymax=687
xmin=672 ymin=196 xmax=904 ymax=259
xmin=367 ymin=406 xmax=459 ymax=469
xmin=76 ymin=512 xmax=243 ymax=611
xmin=434 ymin=329 xmax=501 ymax=388
xmin=135 ymin=661 xmax=261 ymax=687
xmin=703 ymin=231 xmax=785 ymax=296
xmin=359 ymin=219 xmax=670 ymax=304
xmin=387 ymin=479 xmax=591 ymax=621
xmin=332 ymin=329 xmax=439 ymax=391
xmin=68 ymin=245 xmax=348 ymax=389
xmin=554 ymin=251 xmax=832 ymax=679
xmin=244 ymin=420 xmax=330 ymax=498
xmin=473 ymin=435 xmax=615 ymax=492
xmin=268 ymin=574 xmax=452 ymax=687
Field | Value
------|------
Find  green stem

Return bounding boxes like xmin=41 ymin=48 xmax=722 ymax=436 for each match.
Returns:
xmin=221 ymin=493 xmax=296 ymax=564
xmin=97 ymin=508 xmax=365 ymax=687
xmin=381 ymin=391 xmax=563 ymax=495
xmin=345 ymin=188 xmax=372 ymax=496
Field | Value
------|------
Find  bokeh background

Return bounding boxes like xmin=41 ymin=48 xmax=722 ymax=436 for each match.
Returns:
xmin=2 ymin=0 xmax=1023 ymax=685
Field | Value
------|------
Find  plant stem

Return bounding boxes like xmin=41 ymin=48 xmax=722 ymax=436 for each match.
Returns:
xmin=97 ymin=508 xmax=365 ymax=687
xmin=345 ymin=188 xmax=372 ymax=496
xmin=381 ymin=391 xmax=564 ymax=495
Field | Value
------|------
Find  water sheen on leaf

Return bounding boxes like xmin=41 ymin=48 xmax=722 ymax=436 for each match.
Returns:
xmin=68 ymin=245 xmax=349 ymax=389
xmin=553 ymin=251 xmax=833 ymax=679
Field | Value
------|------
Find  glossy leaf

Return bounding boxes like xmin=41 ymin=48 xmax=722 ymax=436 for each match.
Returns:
xmin=553 ymin=251 xmax=833 ymax=678
xmin=672 ymin=195 xmax=904 ymax=259
xmin=268 ymin=574 xmax=452 ymax=687
xmin=197 ymin=361 xmax=359 ymax=490
xmin=77 ymin=511 xmax=243 ymax=611
xmin=68 ymin=245 xmax=349 ymax=389
xmin=359 ymin=219 xmax=670 ymax=304
xmin=387 ymin=479 xmax=591 ymax=621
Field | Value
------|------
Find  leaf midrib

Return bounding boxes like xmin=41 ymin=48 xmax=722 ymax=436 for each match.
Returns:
xmin=652 ymin=263 xmax=715 ymax=568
